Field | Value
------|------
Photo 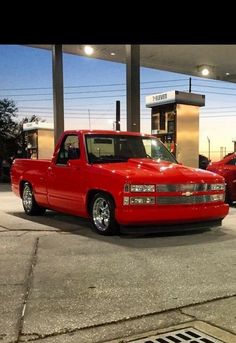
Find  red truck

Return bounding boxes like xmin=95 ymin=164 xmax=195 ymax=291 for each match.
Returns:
xmin=11 ymin=130 xmax=229 ymax=235
xmin=207 ymin=152 xmax=236 ymax=205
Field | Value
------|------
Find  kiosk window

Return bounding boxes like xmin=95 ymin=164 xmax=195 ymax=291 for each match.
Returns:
xmin=159 ymin=112 xmax=166 ymax=130
xmin=168 ymin=121 xmax=175 ymax=133
xmin=57 ymin=135 xmax=80 ymax=165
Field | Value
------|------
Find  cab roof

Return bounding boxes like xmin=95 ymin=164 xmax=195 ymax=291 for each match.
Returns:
xmin=63 ymin=130 xmax=154 ymax=137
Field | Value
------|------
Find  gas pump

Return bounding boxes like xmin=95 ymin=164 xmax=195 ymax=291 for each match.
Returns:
xmin=23 ymin=122 xmax=54 ymax=159
xmin=146 ymin=90 xmax=205 ymax=168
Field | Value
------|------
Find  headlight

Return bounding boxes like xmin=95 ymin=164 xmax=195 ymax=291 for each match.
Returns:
xmin=130 ymin=184 xmax=155 ymax=192
xmin=123 ymin=196 xmax=130 ymax=205
xmin=130 ymin=196 xmax=155 ymax=205
xmin=210 ymin=183 xmax=225 ymax=191
xmin=123 ymin=196 xmax=155 ymax=205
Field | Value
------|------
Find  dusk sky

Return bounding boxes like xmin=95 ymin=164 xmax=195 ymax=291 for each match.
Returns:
xmin=1 ymin=44 xmax=236 ymax=160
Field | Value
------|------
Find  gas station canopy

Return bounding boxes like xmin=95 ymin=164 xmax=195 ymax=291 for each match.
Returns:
xmin=30 ymin=44 xmax=236 ymax=82
xmin=27 ymin=44 xmax=236 ymax=157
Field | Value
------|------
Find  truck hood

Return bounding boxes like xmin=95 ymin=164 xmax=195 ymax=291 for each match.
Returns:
xmin=93 ymin=158 xmax=224 ymax=183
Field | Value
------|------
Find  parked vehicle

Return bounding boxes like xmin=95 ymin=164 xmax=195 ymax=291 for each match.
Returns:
xmin=11 ymin=130 xmax=229 ymax=235
xmin=199 ymin=154 xmax=210 ymax=170
xmin=0 ymin=159 xmax=11 ymax=182
xmin=207 ymin=152 xmax=236 ymax=205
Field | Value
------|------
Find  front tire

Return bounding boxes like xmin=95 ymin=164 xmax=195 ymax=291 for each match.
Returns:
xmin=22 ymin=182 xmax=46 ymax=215
xmin=90 ymin=193 xmax=119 ymax=235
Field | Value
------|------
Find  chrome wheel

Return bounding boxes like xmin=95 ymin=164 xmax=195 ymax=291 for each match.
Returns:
xmin=22 ymin=182 xmax=46 ymax=216
xmin=92 ymin=197 xmax=110 ymax=231
xmin=22 ymin=184 xmax=33 ymax=212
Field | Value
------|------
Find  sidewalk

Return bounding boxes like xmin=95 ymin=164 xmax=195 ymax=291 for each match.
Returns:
xmin=0 ymin=183 xmax=235 ymax=343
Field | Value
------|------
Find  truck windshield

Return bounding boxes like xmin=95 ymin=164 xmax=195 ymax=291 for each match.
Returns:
xmin=85 ymin=134 xmax=177 ymax=164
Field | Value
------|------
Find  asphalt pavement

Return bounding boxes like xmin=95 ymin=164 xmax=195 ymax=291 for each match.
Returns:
xmin=0 ymin=183 xmax=235 ymax=343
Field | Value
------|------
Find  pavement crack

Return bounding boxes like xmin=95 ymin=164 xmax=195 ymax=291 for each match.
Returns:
xmin=181 ymin=293 xmax=236 ymax=310
xmin=0 ymin=227 xmax=60 ymax=232
xmin=0 ymin=282 xmax=24 ymax=286
xmin=0 ymin=224 xmax=11 ymax=230
xmin=178 ymin=308 xmax=196 ymax=319
xmin=17 ymin=237 xmax=39 ymax=343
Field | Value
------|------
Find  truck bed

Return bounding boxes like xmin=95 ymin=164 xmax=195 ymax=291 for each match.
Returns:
xmin=11 ymin=159 xmax=51 ymax=199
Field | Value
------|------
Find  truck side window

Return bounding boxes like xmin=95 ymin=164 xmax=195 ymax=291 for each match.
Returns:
xmin=56 ymin=135 xmax=80 ymax=165
xmin=226 ymin=158 xmax=236 ymax=166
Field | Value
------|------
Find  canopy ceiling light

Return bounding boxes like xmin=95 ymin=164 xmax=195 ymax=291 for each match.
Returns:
xmin=84 ymin=45 xmax=94 ymax=55
xmin=197 ymin=65 xmax=214 ymax=77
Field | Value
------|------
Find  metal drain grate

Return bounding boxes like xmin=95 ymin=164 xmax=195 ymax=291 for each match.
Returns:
xmin=128 ymin=328 xmax=224 ymax=343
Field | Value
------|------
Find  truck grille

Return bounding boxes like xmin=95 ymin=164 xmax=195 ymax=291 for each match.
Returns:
xmin=156 ymin=194 xmax=223 ymax=205
xmin=157 ymin=184 xmax=216 ymax=192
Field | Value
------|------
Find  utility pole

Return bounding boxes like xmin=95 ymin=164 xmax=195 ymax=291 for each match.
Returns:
xmin=115 ymin=101 xmax=120 ymax=130
xmin=189 ymin=77 xmax=192 ymax=93
xmin=207 ymin=136 xmax=211 ymax=160
xmin=232 ymin=138 xmax=236 ymax=152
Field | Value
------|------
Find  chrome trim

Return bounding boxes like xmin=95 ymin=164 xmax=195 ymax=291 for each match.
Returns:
xmin=156 ymin=183 xmax=224 ymax=192
xmin=156 ymin=194 xmax=224 ymax=205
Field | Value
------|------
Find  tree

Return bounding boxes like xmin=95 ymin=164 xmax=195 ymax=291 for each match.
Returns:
xmin=0 ymin=98 xmax=18 ymax=160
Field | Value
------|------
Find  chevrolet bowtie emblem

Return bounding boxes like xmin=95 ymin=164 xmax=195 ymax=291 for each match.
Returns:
xmin=182 ymin=191 xmax=193 ymax=197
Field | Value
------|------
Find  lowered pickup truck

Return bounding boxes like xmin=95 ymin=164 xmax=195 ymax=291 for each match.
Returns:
xmin=11 ymin=130 xmax=229 ymax=235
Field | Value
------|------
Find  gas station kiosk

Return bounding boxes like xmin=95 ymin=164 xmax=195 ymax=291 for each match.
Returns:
xmin=23 ymin=122 xmax=54 ymax=159
xmin=146 ymin=90 xmax=205 ymax=168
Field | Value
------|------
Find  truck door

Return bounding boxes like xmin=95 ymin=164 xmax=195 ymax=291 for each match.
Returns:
xmin=47 ymin=134 xmax=85 ymax=214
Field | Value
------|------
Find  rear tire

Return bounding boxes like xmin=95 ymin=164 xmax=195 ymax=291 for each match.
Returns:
xmin=90 ymin=193 xmax=119 ymax=235
xmin=22 ymin=182 xmax=46 ymax=215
